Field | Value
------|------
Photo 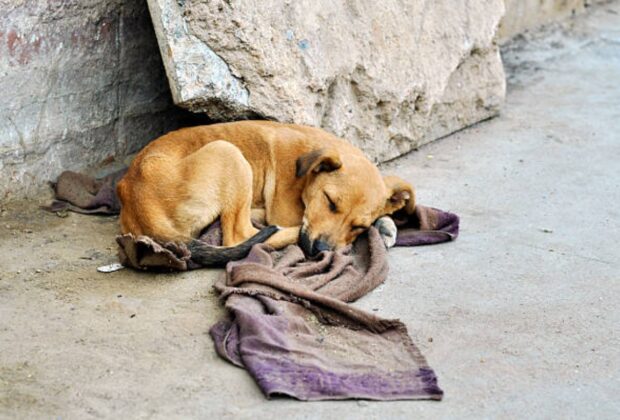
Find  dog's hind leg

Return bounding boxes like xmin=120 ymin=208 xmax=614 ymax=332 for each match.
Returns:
xmin=250 ymin=208 xmax=267 ymax=225
xmin=215 ymin=146 xmax=264 ymax=247
xmin=181 ymin=140 xmax=296 ymax=250
xmin=220 ymin=194 xmax=262 ymax=247
xmin=180 ymin=140 xmax=262 ymax=246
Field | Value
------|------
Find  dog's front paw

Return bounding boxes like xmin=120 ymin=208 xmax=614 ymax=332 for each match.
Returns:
xmin=374 ymin=216 xmax=397 ymax=249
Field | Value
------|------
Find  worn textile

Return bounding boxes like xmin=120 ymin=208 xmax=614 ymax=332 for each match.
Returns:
xmin=114 ymin=206 xmax=457 ymax=401
xmin=44 ymin=168 xmax=127 ymax=215
xmin=211 ymin=227 xmax=446 ymax=400
xmin=46 ymin=169 xmax=459 ymax=400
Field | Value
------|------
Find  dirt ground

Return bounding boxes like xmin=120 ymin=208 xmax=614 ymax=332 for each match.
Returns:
xmin=1 ymin=3 xmax=619 ymax=419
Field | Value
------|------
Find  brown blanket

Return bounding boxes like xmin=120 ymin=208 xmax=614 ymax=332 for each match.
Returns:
xmin=210 ymin=226 xmax=445 ymax=400
xmin=43 ymin=168 xmax=127 ymax=215
xmin=47 ymin=169 xmax=459 ymax=400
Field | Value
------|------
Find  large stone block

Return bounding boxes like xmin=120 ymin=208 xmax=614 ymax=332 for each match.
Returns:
xmin=0 ymin=0 xmax=181 ymax=201
xmin=148 ymin=0 xmax=506 ymax=162
xmin=499 ymin=0 xmax=597 ymax=41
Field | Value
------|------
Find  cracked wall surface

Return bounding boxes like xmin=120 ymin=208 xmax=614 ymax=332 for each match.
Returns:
xmin=0 ymin=0 xmax=182 ymax=201
xmin=149 ymin=0 xmax=507 ymax=162
xmin=499 ymin=0 xmax=607 ymax=41
xmin=2 ymin=0 xmax=610 ymax=200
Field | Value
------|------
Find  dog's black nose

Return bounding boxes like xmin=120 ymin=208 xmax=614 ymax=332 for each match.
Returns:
xmin=311 ymin=240 xmax=330 ymax=256
xmin=299 ymin=229 xmax=313 ymax=255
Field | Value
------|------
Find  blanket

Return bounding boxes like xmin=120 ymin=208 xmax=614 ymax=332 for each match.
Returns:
xmin=43 ymin=168 xmax=127 ymax=215
xmin=46 ymin=169 xmax=459 ymax=400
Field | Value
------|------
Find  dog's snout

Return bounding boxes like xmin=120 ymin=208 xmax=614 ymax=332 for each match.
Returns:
xmin=299 ymin=228 xmax=313 ymax=255
xmin=311 ymin=239 xmax=330 ymax=256
xmin=300 ymin=227 xmax=332 ymax=257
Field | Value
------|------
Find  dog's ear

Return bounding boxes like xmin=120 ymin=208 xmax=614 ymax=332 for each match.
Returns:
xmin=295 ymin=148 xmax=342 ymax=178
xmin=383 ymin=175 xmax=416 ymax=215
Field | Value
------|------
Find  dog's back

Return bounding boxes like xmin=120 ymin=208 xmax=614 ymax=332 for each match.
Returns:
xmin=117 ymin=120 xmax=415 ymax=259
xmin=117 ymin=124 xmax=282 ymax=265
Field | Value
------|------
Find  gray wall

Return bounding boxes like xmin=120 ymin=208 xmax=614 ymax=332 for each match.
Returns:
xmin=500 ymin=0 xmax=603 ymax=41
xmin=0 ymin=0 xmax=186 ymax=201
xmin=0 ymin=0 xmax=610 ymax=200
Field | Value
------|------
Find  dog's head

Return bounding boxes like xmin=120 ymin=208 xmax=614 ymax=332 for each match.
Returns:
xmin=296 ymin=148 xmax=415 ymax=256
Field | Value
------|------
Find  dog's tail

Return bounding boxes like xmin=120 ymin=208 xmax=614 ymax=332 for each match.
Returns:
xmin=187 ymin=225 xmax=279 ymax=267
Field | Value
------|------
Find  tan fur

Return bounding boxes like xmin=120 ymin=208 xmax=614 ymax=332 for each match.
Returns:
xmin=117 ymin=121 xmax=415 ymax=254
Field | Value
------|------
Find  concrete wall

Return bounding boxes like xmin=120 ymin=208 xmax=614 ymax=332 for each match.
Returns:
xmin=0 ymin=0 xmax=184 ymax=201
xmin=0 ymin=0 xmax=610 ymax=201
xmin=500 ymin=0 xmax=602 ymax=41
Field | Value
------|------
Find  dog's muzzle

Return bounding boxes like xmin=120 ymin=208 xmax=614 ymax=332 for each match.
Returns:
xmin=299 ymin=228 xmax=332 ymax=257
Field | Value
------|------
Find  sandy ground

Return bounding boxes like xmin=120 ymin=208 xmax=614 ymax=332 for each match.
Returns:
xmin=1 ymin=3 xmax=619 ymax=419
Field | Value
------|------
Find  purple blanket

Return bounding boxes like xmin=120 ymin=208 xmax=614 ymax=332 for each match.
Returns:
xmin=46 ymin=169 xmax=459 ymax=401
xmin=210 ymin=222 xmax=453 ymax=400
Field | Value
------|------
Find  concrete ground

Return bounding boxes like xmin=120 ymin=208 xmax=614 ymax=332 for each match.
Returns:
xmin=1 ymin=3 xmax=619 ymax=419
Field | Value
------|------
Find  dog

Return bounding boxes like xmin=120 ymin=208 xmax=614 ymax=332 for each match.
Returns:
xmin=117 ymin=121 xmax=414 ymax=265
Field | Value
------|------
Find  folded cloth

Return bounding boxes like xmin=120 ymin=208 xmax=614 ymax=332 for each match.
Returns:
xmin=43 ymin=168 xmax=127 ymax=215
xmin=393 ymin=206 xmax=459 ymax=246
xmin=115 ymin=205 xmax=458 ymax=401
xmin=45 ymin=168 xmax=459 ymax=401
xmin=116 ymin=221 xmax=223 ymax=271
xmin=211 ymin=226 xmax=445 ymax=401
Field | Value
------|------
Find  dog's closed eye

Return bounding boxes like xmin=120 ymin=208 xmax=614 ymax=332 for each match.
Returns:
xmin=351 ymin=225 xmax=367 ymax=232
xmin=324 ymin=192 xmax=337 ymax=213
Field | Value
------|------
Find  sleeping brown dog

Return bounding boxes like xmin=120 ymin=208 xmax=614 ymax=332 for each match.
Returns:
xmin=117 ymin=121 xmax=415 ymax=265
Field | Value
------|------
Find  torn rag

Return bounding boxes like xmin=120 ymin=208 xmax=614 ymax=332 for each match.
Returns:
xmin=47 ymin=168 xmax=459 ymax=401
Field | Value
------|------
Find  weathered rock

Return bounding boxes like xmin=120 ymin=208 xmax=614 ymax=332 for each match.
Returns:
xmin=148 ymin=0 xmax=506 ymax=162
xmin=500 ymin=0 xmax=605 ymax=42
xmin=0 ymin=0 xmax=182 ymax=201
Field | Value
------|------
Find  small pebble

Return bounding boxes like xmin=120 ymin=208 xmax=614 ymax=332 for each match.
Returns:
xmin=97 ymin=263 xmax=124 ymax=273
